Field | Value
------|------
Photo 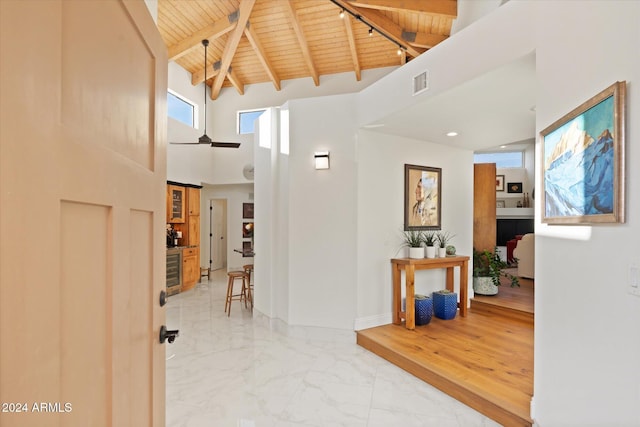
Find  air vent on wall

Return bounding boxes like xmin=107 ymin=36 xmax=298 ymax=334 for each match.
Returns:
xmin=413 ymin=70 xmax=429 ymax=96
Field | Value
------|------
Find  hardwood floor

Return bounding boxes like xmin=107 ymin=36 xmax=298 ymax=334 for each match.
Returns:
xmin=357 ymin=275 xmax=534 ymax=426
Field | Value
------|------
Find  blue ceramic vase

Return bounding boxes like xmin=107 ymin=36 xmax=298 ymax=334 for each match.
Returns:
xmin=414 ymin=295 xmax=433 ymax=326
xmin=432 ymin=291 xmax=457 ymax=320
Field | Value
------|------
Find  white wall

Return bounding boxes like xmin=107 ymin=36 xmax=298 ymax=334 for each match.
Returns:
xmin=532 ymin=1 xmax=640 ymax=425
xmin=284 ymin=94 xmax=358 ymax=329
xmin=355 ymin=131 xmax=474 ymax=328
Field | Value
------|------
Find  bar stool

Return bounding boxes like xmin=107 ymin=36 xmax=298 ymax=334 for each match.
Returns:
xmin=224 ymin=270 xmax=250 ymax=316
xmin=243 ymin=264 xmax=254 ymax=309
xmin=200 ymin=267 xmax=210 ymax=282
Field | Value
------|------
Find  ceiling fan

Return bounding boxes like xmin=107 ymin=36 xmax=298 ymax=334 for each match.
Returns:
xmin=170 ymin=39 xmax=240 ymax=149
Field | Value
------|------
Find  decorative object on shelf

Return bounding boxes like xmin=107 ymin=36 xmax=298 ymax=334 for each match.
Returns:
xmin=496 ymin=174 xmax=505 ymax=192
xmin=243 ymin=222 xmax=254 ymax=238
xmin=446 ymin=245 xmax=456 ymax=256
xmin=242 ymin=241 xmax=253 ymax=257
xmin=414 ymin=294 xmax=433 ymax=326
xmin=432 ymin=290 xmax=457 ymax=320
xmin=402 ymin=230 xmax=424 ymax=259
xmin=496 ymin=199 xmax=506 ymax=208
xmin=507 ymin=182 xmax=523 ymax=193
xmin=541 ymin=81 xmax=626 ymax=225
xmin=404 ymin=164 xmax=442 ymax=231
xmin=423 ymin=231 xmax=436 ymax=259
xmin=243 ymin=164 xmax=255 ymax=180
xmin=243 ymin=202 xmax=254 ymax=219
xmin=436 ymin=231 xmax=455 ymax=258
xmin=473 ymin=247 xmax=519 ymax=296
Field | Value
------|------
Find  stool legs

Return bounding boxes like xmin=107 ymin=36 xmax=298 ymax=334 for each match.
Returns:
xmin=225 ymin=271 xmax=250 ymax=316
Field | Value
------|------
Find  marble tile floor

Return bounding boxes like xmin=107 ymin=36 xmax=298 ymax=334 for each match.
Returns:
xmin=166 ymin=268 xmax=501 ymax=427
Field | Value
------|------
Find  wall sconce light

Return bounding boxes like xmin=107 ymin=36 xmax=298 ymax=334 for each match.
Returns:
xmin=314 ymin=151 xmax=330 ymax=170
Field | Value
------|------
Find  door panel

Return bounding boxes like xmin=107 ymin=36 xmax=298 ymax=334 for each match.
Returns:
xmin=0 ymin=1 xmax=167 ymax=426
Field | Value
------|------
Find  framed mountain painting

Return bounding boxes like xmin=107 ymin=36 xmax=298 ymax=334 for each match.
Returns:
xmin=541 ymin=81 xmax=626 ymax=224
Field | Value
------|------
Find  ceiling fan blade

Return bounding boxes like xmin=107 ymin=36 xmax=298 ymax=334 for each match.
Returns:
xmin=211 ymin=141 xmax=241 ymax=148
xmin=169 ymin=141 xmax=210 ymax=145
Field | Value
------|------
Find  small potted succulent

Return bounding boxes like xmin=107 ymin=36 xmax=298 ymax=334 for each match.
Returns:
xmin=423 ymin=231 xmax=437 ymax=258
xmin=402 ymin=230 xmax=424 ymax=259
xmin=436 ymin=231 xmax=455 ymax=258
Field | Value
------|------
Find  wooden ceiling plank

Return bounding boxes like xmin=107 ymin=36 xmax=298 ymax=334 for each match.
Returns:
xmin=347 ymin=0 xmax=458 ymax=18
xmin=168 ymin=17 xmax=238 ymax=61
xmin=211 ymin=0 xmax=257 ymax=100
xmin=226 ymin=68 xmax=245 ymax=95
xmin=332 ymin=0 xmax=424 ymax=57
xmin=244 ymin=23 xmax=281 ymax=91
xmin=343 ymin=15 xmax=361 ymax=81
xmin=282 ymin=1 xmax=320 ymax=86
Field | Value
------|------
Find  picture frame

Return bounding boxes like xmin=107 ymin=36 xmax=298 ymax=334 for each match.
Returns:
xmin=243 ymin=222 xmax=254 ymax=238
xmin=496 ymin=200 xmax=506 ymax=208
xmin=243 ymin=202 xmax=254 ymax=219
xmin=507 ymin=182 xmax=523 ymax=193
xmin=242 ymin=241 xmax=253 ymax=257
xmin=496 ymin=175 xmax=505 ymax=192
xmin=541 ymin=81 xmax=626 ymax=224
xmin=404 ymin=164 xmax=441 ymax=230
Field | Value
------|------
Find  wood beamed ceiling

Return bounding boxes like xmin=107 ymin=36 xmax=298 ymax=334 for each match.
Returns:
xmin=157 ymin=0 xmax=457 ymax=100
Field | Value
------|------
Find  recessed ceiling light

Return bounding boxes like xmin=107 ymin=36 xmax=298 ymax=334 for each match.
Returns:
xmin=500 ymin=145 xmax=507 ymax=148
xmin=446 ymin=131 xmax=458 ymax=137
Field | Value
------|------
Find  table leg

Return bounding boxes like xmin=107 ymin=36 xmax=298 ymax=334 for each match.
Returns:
xmin=446 ymin=266 xmax=454 ymax=292
xmin=460 ymin=260 xmax=468 ymax=317
xmin=392 ymin=263 xmax=401 ymax=325
xmin=405 ymin=265 xmax=415 ymax=330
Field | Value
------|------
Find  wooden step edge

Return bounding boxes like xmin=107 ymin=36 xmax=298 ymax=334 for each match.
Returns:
xmin=357 ymin=332 xmax=533 ymax=427
xmin=470 ymin=300 xmax=534 ymax=324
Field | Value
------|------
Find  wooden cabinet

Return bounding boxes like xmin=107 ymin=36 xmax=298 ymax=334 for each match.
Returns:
xmin=166 ymin=181 xmax=202 ymax=292
xmin=181 ymin=247 xmax=199 ymax=291
xmin=167 ymin=185 xmax=185 ymax=223
xmin=187 ymin=186 xmax=200 ymax=216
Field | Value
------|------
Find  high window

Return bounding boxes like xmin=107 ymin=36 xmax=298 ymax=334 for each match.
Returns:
xmin=238 ymin=109 xmax=266 ymax=134
xmin=474 ymin=151 xmax=524 ymax=168
xmin=167 ymin=90 xmax=197 ymax=127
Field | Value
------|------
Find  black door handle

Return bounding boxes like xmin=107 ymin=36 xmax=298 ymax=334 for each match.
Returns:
xmin=159 ymin=325 xmax=179 ymax=344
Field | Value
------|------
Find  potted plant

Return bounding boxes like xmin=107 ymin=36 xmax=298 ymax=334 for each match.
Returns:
xmin=423 ymin=231 xmax=436 ymax=258
xmin=472 ymin=247 xmax=519 ymax=295
xmin=436 ymin=231 xmax=455 ymax=258
xmin=402 ymin=230 xmax=424 ymax=259
xmin=432 ymin=289 xmax=457 ymax=319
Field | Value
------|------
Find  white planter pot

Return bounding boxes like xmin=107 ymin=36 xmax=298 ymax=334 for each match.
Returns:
xmin=409 ymin=247 xmax=424 ymax=259
xmin=438 ymin=247 xmax=447 ymax=258
xmin=473 ymin=277 xmax=498 ymax=295
xmin=425 ymin=246 xmax=436 ymax=259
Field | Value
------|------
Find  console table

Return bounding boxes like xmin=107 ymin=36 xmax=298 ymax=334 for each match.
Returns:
xmin=392 ymin=255 xmax=469 ymax=330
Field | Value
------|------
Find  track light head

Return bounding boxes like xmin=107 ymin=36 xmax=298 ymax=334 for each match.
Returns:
xmin=369 ymin=27 xmax=373 ymax=36
xmin=339 ymin=9 xmax=345 ymax=18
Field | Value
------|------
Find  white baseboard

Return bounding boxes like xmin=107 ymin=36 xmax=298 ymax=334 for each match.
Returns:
xmin=354 ymin=313 xmax=393 ymax=331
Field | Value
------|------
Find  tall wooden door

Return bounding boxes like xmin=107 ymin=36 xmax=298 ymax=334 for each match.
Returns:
xmin=0 ymin=1 xmax=168 ymax=426
xmin=474 ymin=163 xmax=497 ymax=252
xmin=210 ymin=199 xmax=227 ymax=271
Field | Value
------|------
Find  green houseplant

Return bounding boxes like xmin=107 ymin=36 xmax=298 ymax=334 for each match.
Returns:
xmin=473 ymin=248 xmax=519 ymax=295
xmin=402 ymin=230 xmax=424 ymax=259
xmin=423 ymin=231 xmax=436 ymax=258
xmin=436 ymin=231 xmax=455 ymax=257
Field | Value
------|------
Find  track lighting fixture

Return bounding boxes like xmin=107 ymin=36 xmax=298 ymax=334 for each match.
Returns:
xmin=339 ymin=9 xmax=345 ymax=18
xmin=397 ymin=46 xmax=403 ymax=55
xmin=369 ymin=27 xmax=373 ymax=36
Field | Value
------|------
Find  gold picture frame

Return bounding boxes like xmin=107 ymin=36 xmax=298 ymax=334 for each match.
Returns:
xmin=540 ymin=81 xmax=626 ymax=224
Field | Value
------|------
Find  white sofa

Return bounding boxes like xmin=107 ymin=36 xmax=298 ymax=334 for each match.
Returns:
xmin=513 ymin=233 xmax=534 ymax=279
